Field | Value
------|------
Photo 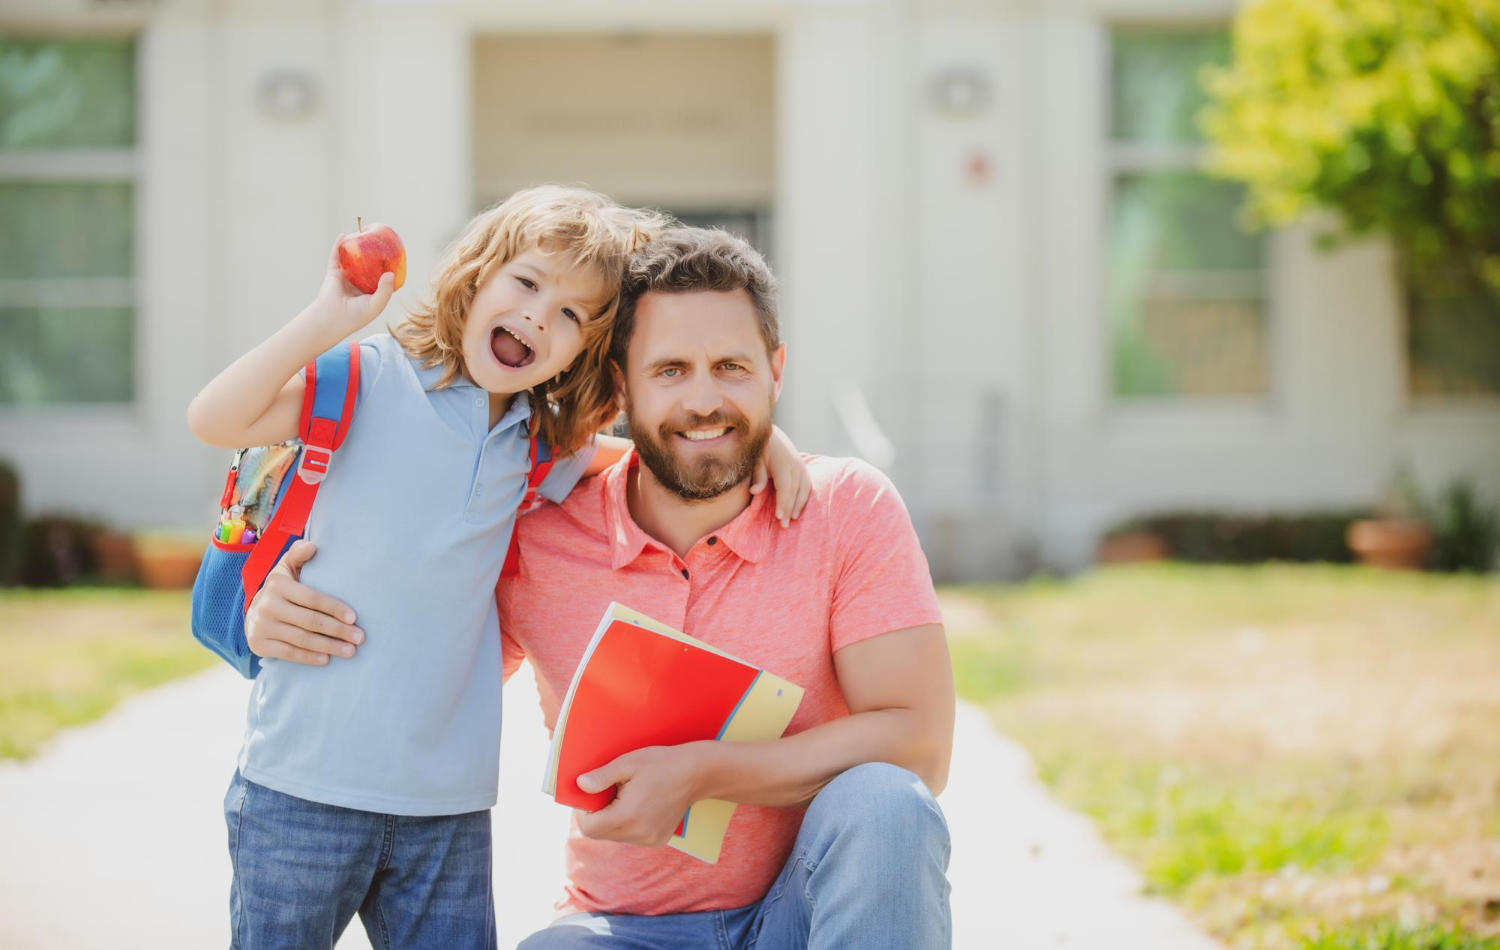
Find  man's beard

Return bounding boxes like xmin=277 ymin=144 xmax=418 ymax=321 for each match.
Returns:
xmin=626 ymin=401 xmax=773 ymax=502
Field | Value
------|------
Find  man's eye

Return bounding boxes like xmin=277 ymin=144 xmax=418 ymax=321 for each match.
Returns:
xmin=721 ymin=362 xmax=742 ymax=372
xmin=660 ymin=368 xmax=681 ymax=378
xmin=516 ymin=276 xmax=537 ymax=290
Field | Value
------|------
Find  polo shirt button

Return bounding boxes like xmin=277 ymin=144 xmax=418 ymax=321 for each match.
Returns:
xmin=681 ymin=568 xmax=690 ymax=580
xmin=707 ymin=537 xmax=718 ymax=545
xmin=474 ymin=396 xmax=485 ymax=407
xmin=476 ymin=485 xmax=484 ymax=495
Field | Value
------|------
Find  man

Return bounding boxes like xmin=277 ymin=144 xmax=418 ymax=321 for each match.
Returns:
xmin=246 ymin=227 xmax=956 ymax=949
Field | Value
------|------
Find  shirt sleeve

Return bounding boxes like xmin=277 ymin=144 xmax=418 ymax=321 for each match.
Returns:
xmin=827 ymin=460 xmax=945 ymax=653
xmin=354 ymin=336 xmax=386 ymax=407
xmin=536 ymin=435 xmax=598 ymax=505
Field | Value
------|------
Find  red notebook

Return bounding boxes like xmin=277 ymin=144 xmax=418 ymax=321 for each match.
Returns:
xmin=553 ymin=619 xmax=762 ymax=814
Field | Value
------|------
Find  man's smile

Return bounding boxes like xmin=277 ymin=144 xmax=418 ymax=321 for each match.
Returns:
xmin=678 ymin=426 xmax=734 ymax=445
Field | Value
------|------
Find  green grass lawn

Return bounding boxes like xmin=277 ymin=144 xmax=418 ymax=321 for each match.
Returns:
xmin=0 ymin=588 xmax=212 ymax=760
xmin=945 ymin=564 xmax=1500 ymax=950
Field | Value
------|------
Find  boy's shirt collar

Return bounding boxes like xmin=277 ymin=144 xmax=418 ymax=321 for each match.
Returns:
xmin=411 ymin=354 xmax=475 ymax=392
xmin=408 ymin=352 xmax=533 ymax=429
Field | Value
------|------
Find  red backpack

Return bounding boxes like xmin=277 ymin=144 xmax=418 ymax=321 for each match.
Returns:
xmin=190 ymin=341 xmax=552 ymax=677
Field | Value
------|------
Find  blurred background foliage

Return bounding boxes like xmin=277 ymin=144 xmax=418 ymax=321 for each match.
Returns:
xmin=1203 ymin=0 xmax=1500 ymax=395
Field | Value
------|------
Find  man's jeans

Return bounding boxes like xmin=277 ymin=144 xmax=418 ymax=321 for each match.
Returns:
xmin=519 ymin=763 xmax=953 ymax=950
xmin=223 ymin=771 xmax=495 ymax=950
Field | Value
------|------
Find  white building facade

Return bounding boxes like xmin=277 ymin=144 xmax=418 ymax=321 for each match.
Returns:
xmin=3 ymin=0 xmax=1498 ymax=578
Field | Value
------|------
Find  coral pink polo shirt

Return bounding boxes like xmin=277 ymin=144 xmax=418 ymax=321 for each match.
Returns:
xmin=497 ymin=450 xmax=944 ymax=918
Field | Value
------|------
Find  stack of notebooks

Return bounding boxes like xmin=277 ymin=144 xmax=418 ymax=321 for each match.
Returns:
xmin=543 ymin=603 xmax=805 ymax=863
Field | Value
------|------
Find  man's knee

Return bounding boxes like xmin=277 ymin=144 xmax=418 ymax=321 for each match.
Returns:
xmin=517 ymin=915 xmax=618 ymax=950
xmin=805 ymin=762 xmax=950 ymax=850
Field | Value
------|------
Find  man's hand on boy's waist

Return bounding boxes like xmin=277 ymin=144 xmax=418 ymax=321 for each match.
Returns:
xmin=245 ymin=539 xmax=364 ymax=666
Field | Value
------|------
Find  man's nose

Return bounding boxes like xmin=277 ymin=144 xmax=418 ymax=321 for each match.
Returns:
xmin=681 ymin=371 xmax=724 ymax=416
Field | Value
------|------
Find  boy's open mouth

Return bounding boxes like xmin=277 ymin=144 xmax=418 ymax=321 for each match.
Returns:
xmin=491 ymin=326 xmax=536 ymax=369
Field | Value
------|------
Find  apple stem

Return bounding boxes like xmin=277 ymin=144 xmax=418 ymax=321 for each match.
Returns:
xmin=356 ymin=216 xmax=362 ymax=233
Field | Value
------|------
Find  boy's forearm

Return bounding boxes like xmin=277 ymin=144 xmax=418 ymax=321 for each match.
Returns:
xmin=585 ymin=435 xmax=632 ymax=476
xmin=186 ymin=305 xmax=342 ymax=448
xmin=691 ymin=706 xmax=951 ymax=808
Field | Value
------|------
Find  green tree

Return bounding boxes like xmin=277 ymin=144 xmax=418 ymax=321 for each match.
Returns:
xmin=1202 ymin=0 xmax=1500 ymax=299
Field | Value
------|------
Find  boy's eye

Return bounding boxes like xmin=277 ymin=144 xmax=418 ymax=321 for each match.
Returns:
xmin=563 ymin=308 xmax=580 ymax=323
xmin=516 ymin=276 xmax=537 ymax=290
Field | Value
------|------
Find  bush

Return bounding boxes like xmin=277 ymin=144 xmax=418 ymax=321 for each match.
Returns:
xmin=1206 ymin=0 xmax=1500 ymax=393
xmin=1203 ymin=0 xmax=1500 ymax=296
xmin=1427 ymin=480 xmax=1500 ymax=572
xmin=1105 ymin=510 xmax=1372 ymax=564
xmin=0 ymin=461 xmax=18 ymax=586
xmin=19 ymin=515 xmax=101 ymax=587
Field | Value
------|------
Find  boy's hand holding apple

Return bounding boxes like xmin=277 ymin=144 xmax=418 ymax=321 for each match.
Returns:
xmin=302 ymin=221 xmax=406 ymax=345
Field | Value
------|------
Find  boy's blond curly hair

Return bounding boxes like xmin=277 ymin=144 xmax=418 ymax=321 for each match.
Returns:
xmin=392 ymin=185 xmax=666 ymax=454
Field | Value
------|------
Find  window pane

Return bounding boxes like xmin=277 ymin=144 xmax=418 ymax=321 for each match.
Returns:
xmin=0 ymin=38 xmax=135 ymax=149
xmin=0 ymin=183 xmax=132 ymax=279
xmin=1111 ymin=30 xmax=1229 ymax=145
xmin=1109 ymin=173 xmax=1268 ymax=397
xmin=0 ymin=307 xmax=133 ymax=405
xmin=1407 ymin=289 xmax=1500 ymax=396
xmin=1111 ymin=173 xmax=1263 ymax=272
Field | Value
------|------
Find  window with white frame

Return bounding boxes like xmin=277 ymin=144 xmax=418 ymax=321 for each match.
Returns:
xmin=1107 ymin=29 xmax=1268 ymax=399
xmin=1407 ymin=286 xmax=1500 ymax=397
xmin=0 ymin=37 xmax=136 ymax=406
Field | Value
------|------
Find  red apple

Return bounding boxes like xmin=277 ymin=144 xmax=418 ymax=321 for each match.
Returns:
xmin=338 ymin=219 xmax=406 ymax=295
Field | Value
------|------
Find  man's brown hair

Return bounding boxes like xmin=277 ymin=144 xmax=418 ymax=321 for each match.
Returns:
xmin=609 ymin=227 xmax=781 ymax=370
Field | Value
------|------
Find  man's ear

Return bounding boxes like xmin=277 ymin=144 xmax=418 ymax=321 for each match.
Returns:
xmin=611 ymin=360 xmax=628 ymax=414
xmin=769 ymin=344 xmax=786 ymax=403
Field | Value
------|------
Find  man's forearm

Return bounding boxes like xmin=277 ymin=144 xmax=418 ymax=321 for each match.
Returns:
xmin=692 ymin=706 xmax=950 ymax=809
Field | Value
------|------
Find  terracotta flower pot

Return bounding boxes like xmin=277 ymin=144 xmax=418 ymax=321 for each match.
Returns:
xmin=1346 ymin=519 xmax=1432 ymax=570
xmin=133 ymin=537 xmax=204 ymax=590
xmin=1097 ymin=532 xmax=1170 ymax=564
xmin=89 ymin=531 xmax=139 ymax=584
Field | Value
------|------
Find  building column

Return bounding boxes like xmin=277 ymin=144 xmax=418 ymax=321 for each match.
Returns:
xmin=774 ymin=10 xmax=901 ymax=456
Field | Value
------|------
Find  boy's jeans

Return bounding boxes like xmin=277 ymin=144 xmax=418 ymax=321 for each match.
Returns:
xmin=223 ymin=771 xmax=495 ymax=950
xmin=518 ymin=763 xmax=953 ymax=950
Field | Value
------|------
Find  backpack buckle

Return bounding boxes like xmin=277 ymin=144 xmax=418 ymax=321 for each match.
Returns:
xmin=297 ymin=445 xmax=333 ymax=484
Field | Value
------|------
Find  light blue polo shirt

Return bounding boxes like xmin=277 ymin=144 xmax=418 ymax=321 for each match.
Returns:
xmin=237 ymin=333 xmax=594 ymax=816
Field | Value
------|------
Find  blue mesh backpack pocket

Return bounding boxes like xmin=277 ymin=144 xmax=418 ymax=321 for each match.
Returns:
xmin=188 ymin=343 xmax=360 ymax=678
xmin=191 ymin=538 xmax=264 ymax=678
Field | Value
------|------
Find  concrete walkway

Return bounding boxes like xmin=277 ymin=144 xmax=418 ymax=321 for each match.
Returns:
xmin=0 ymin=666 xmax=1222 ymax=950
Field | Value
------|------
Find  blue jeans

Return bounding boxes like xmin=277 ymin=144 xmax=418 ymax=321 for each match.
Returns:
xmin=223 ymin=771 xmax=495 ymax=950
xmin=519 ymin=763 xmax=952 ymax=950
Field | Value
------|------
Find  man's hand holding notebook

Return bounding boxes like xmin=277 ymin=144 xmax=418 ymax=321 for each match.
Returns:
xmin=543 ymin=602 xmax=805 ymax=863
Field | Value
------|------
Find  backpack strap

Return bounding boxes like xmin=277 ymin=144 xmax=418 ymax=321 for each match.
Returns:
xmin=500 ymin=434 xmax=555 ymax=578
xmin=240 ymin=342 xmax=361 ymax=606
